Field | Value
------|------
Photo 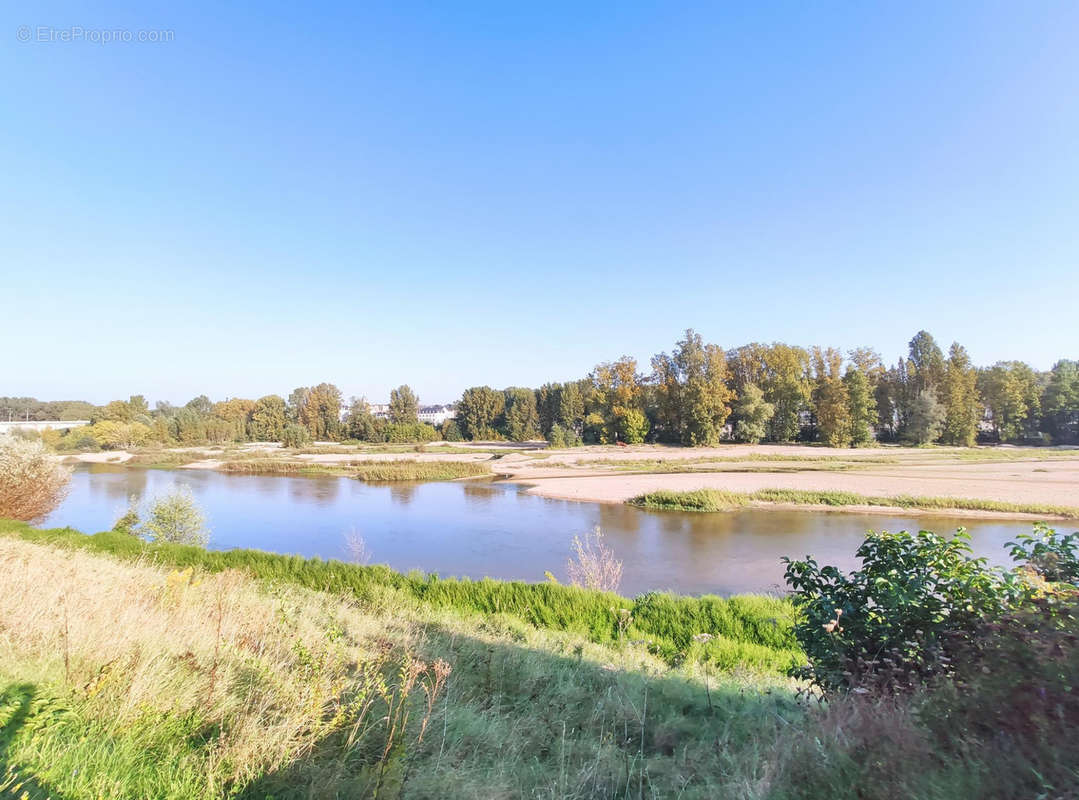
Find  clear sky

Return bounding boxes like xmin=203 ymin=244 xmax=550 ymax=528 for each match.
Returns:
xmin=3 ymin=1 xmax=1077 ymax=405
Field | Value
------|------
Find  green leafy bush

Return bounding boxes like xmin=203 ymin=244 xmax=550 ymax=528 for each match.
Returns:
xmin=783 ymin=528 xmax=1021 ymax=692
xmin=1007 ymin=521 xmax=1079 ymax=585
xmin=385 ymin=422 xmax=440 ymax=443
xmin=141 ymin=490 xmax=209 ymax=547
xmin=280 ymin=424 xmax=311 ymax=448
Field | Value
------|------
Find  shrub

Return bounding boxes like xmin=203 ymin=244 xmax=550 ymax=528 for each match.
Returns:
xmin=385 ymin=422 xmax=440 ymax=443
xmin=0 ymin=438 xmax=72 ymax=522
xmin=1007 ymin=522 xmax=1079 ymax=585
xmin=783 ymin=528 xmax=1021 ymax=692
xmin=112 ymin=495 xmax=141 ymax=535
xmin=141 ymin=489 xmax=209 ymax=547
xmin=280 ymin=424 xmax=311 ymax=448
xmin=439 ymin=419 xmax=464 ymax=442
xmin=547 ymin=423 xmax=581 ymax=448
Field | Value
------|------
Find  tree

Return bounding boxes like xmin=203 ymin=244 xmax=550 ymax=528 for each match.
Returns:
xmin=557 ymin=381 xmax=587 ymax=439
xmin=941 ymin=343 xmax=980 ymax=447
xmin=842 ymin=367 xmax=877 ymax=446
xmin=907 ymin=330 xmax=945 ymax=396
xmin=650 ymin=330 xmax=733 ymax=446
xmin=214 ymin=397 xmax=256 ymax=442
xmin=536 ymin=383 xmax=561 ymax=439
xmin=0 ymin=438 xmax=71 ymax=522
xmin=440 ymin=419 xmax=464 ymax=442
xmin=249 ymin=395 xmax=287 ymax=442
xmin=185 ymin=395 xmax=214 ymax=416
xmin=762 ymin=344 xmax=811 ymax=442
xmin=141 ymin=489 xmax=209 ymax=547
xmin=281 ymin=423 xmax=311 ymax=448
xmin=457 ymin=386 xmax=505 ymax=440
xmin=502 ymin=387 xmax=541 ymax=441
xmin=287 ymin=387 xmax=310 ymax=424
xmin=344 ymin=396 xmax=380 ymax=441
xmin=300 ymin=383 xmax=343 ymax=440
xmin=389 ymin=385 xmax=419 ymax=424
xmin=731 ymin=383 xmax=774 ymax=443
xmin=587 ymin=356 xmax=647 ymax=443
xmin=978 ymin=362 xmax=1041 ymax=442
xmin=907 ymin=390 xmax=945 ymax=445
xmin=614 ymin=406 xmax=649 ymax=444
xmin=811 ymin=347 xmax=851 ymax=448
xmin=1042 ymin=360 xmax=1079 ymax=444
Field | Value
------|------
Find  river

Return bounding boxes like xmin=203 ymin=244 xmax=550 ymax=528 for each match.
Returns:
xmin=42 ymin=465 xmax=1046 ymax=596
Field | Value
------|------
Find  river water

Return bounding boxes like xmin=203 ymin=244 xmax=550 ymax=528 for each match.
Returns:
xmin=42 ymin=465 xmax=1047 ymax=596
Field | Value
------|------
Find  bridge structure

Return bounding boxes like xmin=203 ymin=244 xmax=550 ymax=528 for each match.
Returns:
xmin=0 ymin=420 xmax=90 ymax=435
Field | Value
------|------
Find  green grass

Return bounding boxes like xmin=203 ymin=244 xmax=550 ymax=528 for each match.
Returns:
xmin=217 ymin=459 xmax=492 ymax=482
xmin=0 ymin=520 xmax=802 ymax=673
xmin=629 ymin=488 xmax=1079 ymax=518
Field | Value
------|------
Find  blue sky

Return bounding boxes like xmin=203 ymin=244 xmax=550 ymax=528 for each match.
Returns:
xmin=3 ymin=1 xmax=1077 ymax=405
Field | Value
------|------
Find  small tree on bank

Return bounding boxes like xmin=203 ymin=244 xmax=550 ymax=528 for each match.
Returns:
xmin=0 ymin=438 xmax=72 ymax=522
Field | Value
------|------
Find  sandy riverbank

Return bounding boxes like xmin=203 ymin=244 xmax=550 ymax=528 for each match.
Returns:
xmin=62 ymin=443 xmax=1079 ymax=520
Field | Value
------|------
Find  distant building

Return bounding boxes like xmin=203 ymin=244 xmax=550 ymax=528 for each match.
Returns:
xmin=418 ymin=405 xmax=456 ymax=425
xmin=368 ymin=403 xmax=456 ymax=425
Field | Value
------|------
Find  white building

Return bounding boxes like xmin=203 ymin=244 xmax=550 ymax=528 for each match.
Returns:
xmin=417 ymin=405 xmax=456 ymax=425
xmin=367 ymin=403 xmax=456 ymax=425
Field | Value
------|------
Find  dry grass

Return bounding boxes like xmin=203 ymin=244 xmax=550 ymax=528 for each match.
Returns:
xmin=566 ymin=526 xmax=624 ymax=593
xmin=0 ymin=438 xmax=72 ymax=522
xmin=0 ymin=537 xmax=427 ymax=794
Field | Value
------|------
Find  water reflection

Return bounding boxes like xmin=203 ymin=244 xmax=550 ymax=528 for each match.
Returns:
xmin=45 ymin=467 xmax=1045 ymax=596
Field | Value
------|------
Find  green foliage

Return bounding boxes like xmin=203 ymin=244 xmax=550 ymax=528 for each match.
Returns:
xmin=0 ymin=519 xmax=802 ymax=674
xmin=651 ymin=329 xmax=733 ymax=445
xmin=630 ymin=487 xmax=1079 ymax=518
xmin=299 ymin=383 xmax=343 ymax=440
xmin=905 ymin=389 xmax=944 ymax=444
xmin=388 ymin=384 xmax=419 ymax=424
xmin=546 ymin=422 xmax=581 ymax=448
xmin=111 ymin=495 xmax=140 ymax=534
xmin=249 ymin=394 xmax=287 ymax=441
xmin=1007 ymin=521 xmax=1079 ymax=585
xmin=614 ymin=406 xmax=649 ymax=444
xmin=141 ymin=489 xmax=210 ymax=547
xmin=1042 ymin=359 xmax=1079 ymax=444
xmin=439 ymin=418 xmax=463 ymax=442
xmin=280 ymin=423 xmax=311 ymax=448
xmin=732 ymin=383 xmax=774 ymax=443
xmin=978 ymin=361 xmax=1042 ymax=442
xmin=842 ymin=367 xmax=876 ymax=446
xmin=783 ymin=528 xmax=1022 ymax=692
xmin=941 ymin=343 xmax=979 ymax=446
xmin=456 ymin=386 xmax=505 ymax=440
xmin=384 ymin=422 xmax=439 ymax=443
xmin=501 ymin=387 xmax=541 ymax=441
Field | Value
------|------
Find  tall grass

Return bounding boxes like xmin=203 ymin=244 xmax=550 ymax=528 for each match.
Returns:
xmin=630 ymin=488 xmax=1079 ymax=518
xmin=0 ymin=536 xmax=807 ymax=799
xmin=217 ymin=459 xmax=491 ymax=481
xmin=0 ymin=519 xmax=802 ymax=673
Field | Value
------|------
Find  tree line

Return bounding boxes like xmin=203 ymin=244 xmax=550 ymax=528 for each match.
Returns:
xmin=454 ymin=329 xmax=1077 ymax=448
xmin=12 ymin=328 xmax=1078 ymax=451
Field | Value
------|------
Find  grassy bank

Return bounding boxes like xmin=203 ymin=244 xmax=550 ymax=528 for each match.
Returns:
xmin=0 ymin=520 xmax=801 ymax=673
xmin=217 ymin=459 xmax=492 ymax=482
xmin=629 ymin=488 xmax=1079 ymax=518
xmin=0 ymin=536 xmax=802 ymax=799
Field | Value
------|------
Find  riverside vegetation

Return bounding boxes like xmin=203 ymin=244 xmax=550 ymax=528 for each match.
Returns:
xmin=630 ymin=487 xmax=1079 ymax=519
xmin=1 ymin=437 xmax=1078 ymax=797
xmin=10 ymin=327 xmax=1079 ymax=455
